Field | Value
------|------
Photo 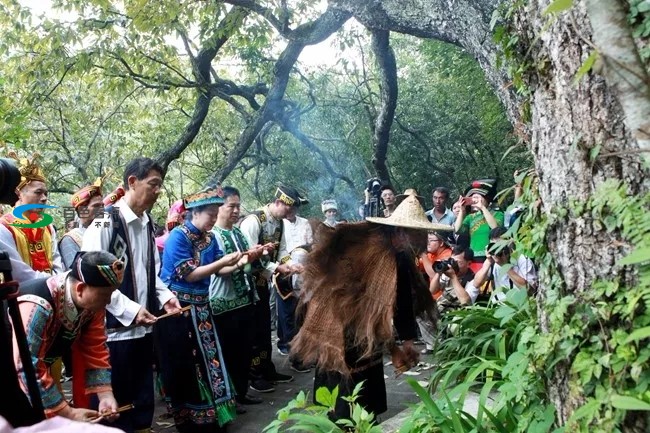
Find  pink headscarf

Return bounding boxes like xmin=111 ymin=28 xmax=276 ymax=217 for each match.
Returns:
xmin=166 ymin=200 xmax=186 ymax=231
xmin=156 ymin=200 xmax=186 ymax=253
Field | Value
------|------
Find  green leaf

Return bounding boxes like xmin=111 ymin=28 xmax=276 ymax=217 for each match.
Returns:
xmin=619 ymin=247 xmax=650 ymax=265
xmin=573 ymin=51 xmax=598 ymax=84
xmin=624 ymin=326 xmax=650 ymax=344
xmin=543 ymin=0 xmax=574 ymax=15
xmin=611 ymin=395 xmax=650 ymax=411
xmin=315 ymin=386 xmax=336 ymax=408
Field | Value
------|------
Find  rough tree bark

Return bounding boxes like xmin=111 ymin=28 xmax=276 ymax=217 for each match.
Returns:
xmin=331 ymin=0 xmax=649 ymax=430
xmin=585 ymin=0 xmax=650 ymax=159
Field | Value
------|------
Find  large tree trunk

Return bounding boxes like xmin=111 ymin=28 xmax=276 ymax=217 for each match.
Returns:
xmin=331 ymin=0 xmax=649 ymax=430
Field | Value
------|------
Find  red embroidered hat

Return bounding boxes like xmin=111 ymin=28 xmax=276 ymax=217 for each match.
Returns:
xmin=71 ymin=178 xmax=104 ymax=209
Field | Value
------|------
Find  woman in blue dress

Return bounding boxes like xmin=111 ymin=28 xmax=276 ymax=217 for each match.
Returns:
xmin=156 ymin=185 xmax=247 ymax=433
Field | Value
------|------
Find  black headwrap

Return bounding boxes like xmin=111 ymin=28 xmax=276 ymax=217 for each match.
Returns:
xmin=70 ymin=251 xmax=125 ymax=288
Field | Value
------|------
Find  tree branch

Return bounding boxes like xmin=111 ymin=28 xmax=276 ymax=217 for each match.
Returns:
xmin=369 ymin=28 xmax=397 ymax=183
xmin=208 ymin=5 xmax=352 ymax=183
xmin=223 ymin=0 xmax=293 ymax=38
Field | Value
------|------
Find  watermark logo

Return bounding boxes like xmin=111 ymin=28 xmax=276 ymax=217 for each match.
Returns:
xmin=10 ymin=204 xmax=58 ymax=228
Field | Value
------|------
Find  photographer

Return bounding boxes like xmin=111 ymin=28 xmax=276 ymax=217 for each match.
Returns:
xmin=454 ymin=179 xmax=504 ymax=273
xmin=473 ymin=227 xmax=538 ymax=302
xmin=430 ymin=245 xmax=479 ymax=314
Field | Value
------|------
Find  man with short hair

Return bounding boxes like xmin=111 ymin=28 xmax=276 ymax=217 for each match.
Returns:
xmin=425 ymin=187 xmax=455 ymax=226
xmin=0 ymin=152 xmax=63 ymax=282
xmin=473 ymin=227 xmax=538 ymax=302
xmin=381 ymin=186 xmax=397 ymax=217
xmin=83 ymin=157 xmax=181 ymax=433
xmin=239 ymin=185 xmax=302 ymax=392
xmin=12 ymin=251 xmax=123 ymax=422
xmin=429 ymin=245 xmax=479 ymax=314
xmin=417 ymin=231 xmax=453 ymax=353
xmin=275 ymin=204 xmax=313 ymax=369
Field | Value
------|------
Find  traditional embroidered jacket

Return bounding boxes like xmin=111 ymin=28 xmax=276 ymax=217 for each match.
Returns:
xmin=12 ymin=273 xmax=112 ymax=417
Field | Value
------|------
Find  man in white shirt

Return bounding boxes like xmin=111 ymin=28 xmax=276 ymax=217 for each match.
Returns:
xmin=425 ymin=187 xmax=456 ymax=226
xmin=274 ymin=204 xmax=313 ymax=367
xmin=82 ymin=157 xmax=180 ymax=433
xmin=473 ymin=227 xmax=538 ymax=303
xmin=239 ymin=185 xmax=303 ymax=392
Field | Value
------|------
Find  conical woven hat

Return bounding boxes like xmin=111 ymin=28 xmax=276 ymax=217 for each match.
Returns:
xmin=366 ymin=190 xmax=453 ymax=231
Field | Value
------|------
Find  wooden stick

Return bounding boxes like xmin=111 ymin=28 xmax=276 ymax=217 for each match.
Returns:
xmin=156 ymin=305 xmax=192 ymax=320
xmin=89 ymin=403 xmax=134 ymax=421
xmin=105 ymin=305 xmax=192 ymax=333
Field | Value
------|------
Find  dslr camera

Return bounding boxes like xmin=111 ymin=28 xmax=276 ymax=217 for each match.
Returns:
xmin=366 ymin=177 xmax=382 ymax=194
xmin=433 ymin=258 xmax=460 ymax=274
xmin=363 ymin=177 xmax=384 ymax=218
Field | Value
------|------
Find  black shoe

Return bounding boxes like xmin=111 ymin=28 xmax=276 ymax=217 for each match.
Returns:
xmin=290 ymin=362 xmax=311 ymax=373
xmin=250 ymin=379 xmax=275 ymax=393
xmin=235 ymin=402 xmax=247 ymax=414
xmin=267 ymin=372 xmax=294 ymax=383
xmin=237 ymin=394 xmax=263 ymax=405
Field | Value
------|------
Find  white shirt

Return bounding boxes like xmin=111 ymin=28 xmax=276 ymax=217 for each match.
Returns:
xmin=278 ymin=216 xmax=313 ymax=260
xmin=438 ymin=273 xmax=481 ymax=304
xmin=492 ymin=254 xmax=537 ymax=302
xmin=425 ymin=207 xmax=456 ymax=225
xmin=0 ymin=224 xmax=63 ymax=283
xmin=239 ymin=205 xmax=281 ymax=277
xmin=81 ymin=198 xmax=174 ymax=342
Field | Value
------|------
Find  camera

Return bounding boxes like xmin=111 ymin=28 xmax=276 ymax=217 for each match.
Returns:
xmin=433 ymin=258 xmax=459 ymax=274
xmin=363 ymin=177 xmax=384 ymax=218
xmin=366 ymin=177 xmax=382 ymax=194
xmin=0 ymin=157 xmax=21 ymax=205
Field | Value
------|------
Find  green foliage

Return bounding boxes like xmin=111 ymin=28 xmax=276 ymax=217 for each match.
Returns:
xmin=263 ymin=383 xmax=381 ymax=433
xmin=543 ymin=0 xmax=574 ymax=15
xmin=628 ymin=0 xmax=650 ymax=64
xmin=491 ymin=0 xmax=532 ymax=115
xmin=401 ymin=289 xmax=553 ymax=433
xmin=399 ymin=175 xmax=650 ymax=432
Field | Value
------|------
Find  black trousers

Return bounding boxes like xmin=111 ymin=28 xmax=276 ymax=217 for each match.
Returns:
xmin=249 ymin=285 xmax=277 ymax=379
xmin=213 ymin=304 xmax=255 ymax=398
xmin=101 ymin=334 xmax=155 ymax=433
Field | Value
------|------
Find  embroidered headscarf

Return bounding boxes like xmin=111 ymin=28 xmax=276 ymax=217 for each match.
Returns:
xmin=70 ymin=251 xmax=125 ymax=288
xmin=71 ymin=177 xmax=104 ymax=209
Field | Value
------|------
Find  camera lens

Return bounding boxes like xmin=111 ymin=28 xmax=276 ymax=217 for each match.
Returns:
xmin=432 ymin=260 xmax=448 ymax=273
xmin=0 ymin=158 xmax=21 ymax=205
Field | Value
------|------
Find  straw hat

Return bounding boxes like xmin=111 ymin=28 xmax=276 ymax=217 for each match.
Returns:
xmin=395 ymin=188 xmax=424 ymax=207
xmin=366 ymin=190 xmax=453 ymax=231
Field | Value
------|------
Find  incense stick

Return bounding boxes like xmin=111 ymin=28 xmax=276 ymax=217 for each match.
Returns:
xmin=89 ymin=403 xmax=134 ymax=421
xmin=156 ymin=305 xmax=192 ymax=320
xmin=106 ymin=305 xmax=192 ymax=333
